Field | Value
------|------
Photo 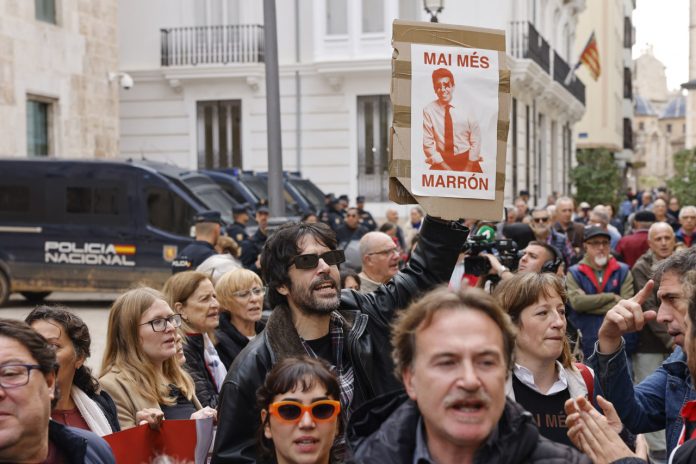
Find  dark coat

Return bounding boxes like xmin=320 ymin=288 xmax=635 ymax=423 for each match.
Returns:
xmin=48 ymin=420 xmax=115 ymax=463
xmin=91 ymin=389 xmax=120 ymax=433
xmin=349 ymin=394 xmax=591 ymax=464
xmin=172 ymin=240 xmax=217 ymax=273
xmin=210 ymin=216 xmax=469 ymax=464
xmin=182 ymin=333 xmax=220 ymax=408
xmin=215 ymin=312 xmax=265 ymax=368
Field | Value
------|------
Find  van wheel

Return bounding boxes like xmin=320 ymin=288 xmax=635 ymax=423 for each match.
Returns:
xmin=21 ymin=291 xmax=52 ymax=304
xmin=0 ymin=273 xmax=9 ymax=307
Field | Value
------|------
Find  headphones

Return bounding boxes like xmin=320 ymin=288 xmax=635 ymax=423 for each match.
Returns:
xmin=540 ymin=243 xmax=563 ymax=274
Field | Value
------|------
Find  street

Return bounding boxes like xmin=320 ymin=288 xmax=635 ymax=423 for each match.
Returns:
xmin=1 ymin=292 xmax=118 ymax=373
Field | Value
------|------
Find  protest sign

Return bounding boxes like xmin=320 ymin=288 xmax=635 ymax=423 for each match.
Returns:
xmin=103 ymin=418 xmax=214 ymax=463
xmin=390 ymin=20 xmax=511 ymax=220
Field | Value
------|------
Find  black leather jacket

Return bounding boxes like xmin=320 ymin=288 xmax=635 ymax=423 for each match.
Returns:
xmin=211 ymin=216 xmax=469 ymax=464
xmin=182 ymin=333 xmax=220 ymax=408
xmin=350 ymin=394 xmax=591 ymax=464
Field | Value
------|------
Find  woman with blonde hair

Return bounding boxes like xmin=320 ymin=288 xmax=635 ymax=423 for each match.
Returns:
xmin=214 ymin=268 xmax=266 ymax=366
xmin=99 ymin=287 xmax=216 ymax=429
xmin=494 ymin=272 xmax=594 ymax=448
xmin=163 ymin=271 xmax=227 ymax=408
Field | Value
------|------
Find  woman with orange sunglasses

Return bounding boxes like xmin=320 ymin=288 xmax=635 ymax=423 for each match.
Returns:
xmin=257 ymin=357 xmax=342 ymax=464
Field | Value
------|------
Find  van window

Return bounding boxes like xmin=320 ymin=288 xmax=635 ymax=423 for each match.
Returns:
xmin=63 ymin=185 xmax=127 ymax=226
xmin=146 ymin=187 xmax=195 ymax=237
xmin=0 ymin=185 xmax=31 ymax=213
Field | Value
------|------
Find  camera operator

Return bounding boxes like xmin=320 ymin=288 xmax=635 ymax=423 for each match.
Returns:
xmin=481 ymin=241 xmax=564 ymax=288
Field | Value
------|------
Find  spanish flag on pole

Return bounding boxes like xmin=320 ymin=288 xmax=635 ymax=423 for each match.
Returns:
xmin=564 ymin=32 xmax=601 ymax=85
xmin=578 ymin=32 xmax=600 ymax=80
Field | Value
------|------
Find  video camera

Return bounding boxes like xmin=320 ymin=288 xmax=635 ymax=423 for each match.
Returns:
xmin=462 ymin=234 xmax=520 ymax=276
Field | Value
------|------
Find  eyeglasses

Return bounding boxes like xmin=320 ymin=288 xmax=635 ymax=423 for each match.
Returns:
xmin=368 ymin=247 xmax=399 ymax=257
xmin=268 ymin=400 xmax=341 ymax=423
xmin=586 ymin=240 xmax=610 ymax=248
xmin=289 ymin=250 xmax=345 ymax=269
xmin=532 ymin=217 xmax=550 ymax=223
xmin=346 ymin=214 xmax=358 ymax=217
xmin=0 ymin=364 xmax=42 ymax=389
xmin=139 ymin=313 xmax=183 ymax=332
xmin=232 ymin=286 xmax=266 ymax=299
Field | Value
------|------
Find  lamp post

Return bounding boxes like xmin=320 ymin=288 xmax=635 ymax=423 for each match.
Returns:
xmin=423 ymin=0 xmax=444 ymax=23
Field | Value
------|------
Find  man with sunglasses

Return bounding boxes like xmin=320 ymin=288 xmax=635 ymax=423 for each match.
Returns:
xmin=529 ymin=208 xmax=575 ymax=268
xmin=212 ymin=215 xmax=469 ymax=463
xmin=566 ymin=226 xmax=635 ymax=360
xmin=0 ymin=318 xmax=114 ymax=463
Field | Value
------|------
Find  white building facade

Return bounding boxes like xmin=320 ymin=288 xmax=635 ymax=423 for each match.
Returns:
xmin=117 ymin=0 xmax=585 ymax=212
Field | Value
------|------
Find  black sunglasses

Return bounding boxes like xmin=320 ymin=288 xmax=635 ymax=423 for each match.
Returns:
xmin=290 ymin=250 xmax=345 ymax=269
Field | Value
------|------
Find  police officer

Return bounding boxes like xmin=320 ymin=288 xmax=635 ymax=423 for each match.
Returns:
xmin=226 ymin=204 xmax=250 ymax=245
xmin=356 ymin=195 xmax=377 ymax=231
xmin=171 ymin=210 xmax=222 ymax=274
xmin=320 ymin=197 xmax=344 ymax=232
xmin=240 ymin=204 xmax=270 ymax=275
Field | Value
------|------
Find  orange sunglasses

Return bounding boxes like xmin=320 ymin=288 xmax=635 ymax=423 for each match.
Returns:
xmin=267 ymin=400 xmax=341 ymax=423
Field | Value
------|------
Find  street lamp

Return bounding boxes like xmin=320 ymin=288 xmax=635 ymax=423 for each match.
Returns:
xmin=423 ymin=0 xmax=444 ymax=23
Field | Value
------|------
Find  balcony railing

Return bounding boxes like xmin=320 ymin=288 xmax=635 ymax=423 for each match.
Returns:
xmin=510 ymin=21 xmax=584 ymax=105
xmin=161 ymin=25 xmax=264 ymax=67
xmin=553 ymin=51 xmax=585 ymax=105
xmin=510 ymin=21 xmax=550 ymax=73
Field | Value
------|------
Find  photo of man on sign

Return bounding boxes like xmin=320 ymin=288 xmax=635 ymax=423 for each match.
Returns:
xmin=410 ymin=43 xmax=499 ymax=201
xmin=423 ymin=67 xmax=482 ymax=173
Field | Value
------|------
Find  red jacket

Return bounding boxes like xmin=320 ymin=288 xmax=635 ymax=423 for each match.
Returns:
xmin=615 ymin=229 xmax=649 ymax=268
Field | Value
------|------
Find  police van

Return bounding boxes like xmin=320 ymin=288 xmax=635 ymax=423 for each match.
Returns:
xmin=0 ymin=158 xmax=236 ymax=306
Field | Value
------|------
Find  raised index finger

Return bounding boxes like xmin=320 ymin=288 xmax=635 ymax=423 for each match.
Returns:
xmin=631 ymin=279 xmax=654 ymax=306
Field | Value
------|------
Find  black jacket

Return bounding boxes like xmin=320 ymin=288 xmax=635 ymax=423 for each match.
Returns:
xmin=349 ymin=394 xmax=591 ymax=464
xmin=182 ymin=333 xmax=220 ymax=408
xmin=92 ymin=389 xmax=121 ymax=433
xmin=48 ymin=420 xmax=115 ymax=463
xmin=215 ymin=312 xmax=265 ymax=368
xmin=211 ymin=217 xmax=469 ymax=464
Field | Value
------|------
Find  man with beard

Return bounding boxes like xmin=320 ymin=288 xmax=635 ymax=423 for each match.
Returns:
xmin=212 ymin=216 xmax=469 ymax=463
xmin=349 ymin=287 xmax=589 ymax=463
xmin=566 ymin=226 xmax=635 ymax=360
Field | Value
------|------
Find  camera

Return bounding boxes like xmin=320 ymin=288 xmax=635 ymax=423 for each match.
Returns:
xmin=108 ymin=72 xmax=134 ymax=90
xmin=462 ymin=235 xmax=520 ymax=276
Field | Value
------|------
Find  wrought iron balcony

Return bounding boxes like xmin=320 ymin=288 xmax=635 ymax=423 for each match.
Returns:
xmin=553 ymin=51 xmax=585 ymax=105
xmin=509 ymin=21 xmax=550 ymax=74
xmin=161 ymin=24 xmax=264 ymax=67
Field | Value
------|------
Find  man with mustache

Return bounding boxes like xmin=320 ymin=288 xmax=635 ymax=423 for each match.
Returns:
xmin=566 ymin=226 xmax=635 ymax=360
xmin=350 ymin=287 xmax=589 ymax=463
xmin=212 ymin=216 xmax=469 ymax=463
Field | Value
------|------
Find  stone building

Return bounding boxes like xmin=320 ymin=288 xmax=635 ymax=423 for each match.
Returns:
xmin=0 ymin=0 xmax=120 ymax=158
xmin=117 ymin=0 xmax=585 ymax=213
xmin=633 ymin=49 xmax=686 ymax=187
xmin=574 ymin=0 xmax=635 ymax=185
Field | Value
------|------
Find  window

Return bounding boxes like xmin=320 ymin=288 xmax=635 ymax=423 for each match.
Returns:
xmin=639 ymin=122 xmax=644 ymax=130
xmin=326 ymin=0 xmax=347 ymax=35
xmin=357 ymin=95 xmax=391 ymax=202
xmin=667 ymin=124 xmax=672 ymax=134
xmin=27 ymin=99 xmax=52 ymax=156
xmin=362 ymin=0 xmax=383 ymax=33
xmin=0 ymin=186 xmax=31 ymax=213
xmin=197 ymin=100 xmax=242 ymax=169
xmin=66 ymin=187 xmax=120 ymax=215
xmin=35 ymin=0 xmax=56 ymax=24
xmin=146 ymin=187 xmax=195 ymax=237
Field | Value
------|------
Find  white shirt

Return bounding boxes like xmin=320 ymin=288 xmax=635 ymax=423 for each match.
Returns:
xmin=513 ymin=361 xmax=568 ymax=396
xmin=422 ymin=100 xmax=481 ymax=162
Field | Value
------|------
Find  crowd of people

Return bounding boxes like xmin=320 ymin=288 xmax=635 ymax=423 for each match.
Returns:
xmin=5 ymin=188 xmax=696 ymax=463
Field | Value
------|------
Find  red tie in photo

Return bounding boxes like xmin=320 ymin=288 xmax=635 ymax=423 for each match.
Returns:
xmin=444 ymin=105 xmax=454 ymax=156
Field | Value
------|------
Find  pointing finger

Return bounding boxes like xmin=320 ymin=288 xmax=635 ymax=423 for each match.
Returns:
xmin=631 ymin=280 xmax=654 ymax=306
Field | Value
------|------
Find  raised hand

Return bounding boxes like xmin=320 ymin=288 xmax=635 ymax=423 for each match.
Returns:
xmin=597 ymin=280 xmax=657 ymax=353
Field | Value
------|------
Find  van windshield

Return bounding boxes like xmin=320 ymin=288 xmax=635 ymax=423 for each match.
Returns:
xmin=242 ymin=175 xmax=298 ymax=217
xmin=289 ymin=179 xmax=324 ymax=212
xmin=190 ymin=187 xmax=235 ymax=223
